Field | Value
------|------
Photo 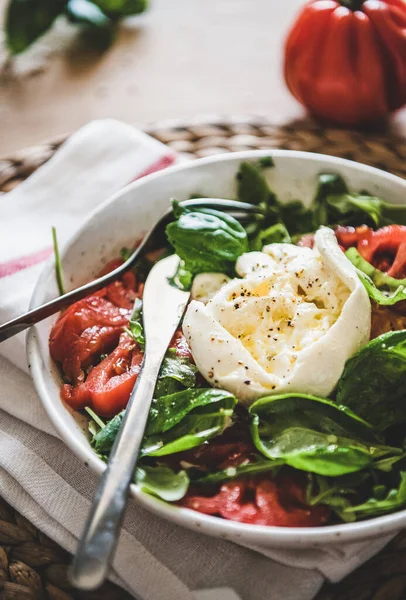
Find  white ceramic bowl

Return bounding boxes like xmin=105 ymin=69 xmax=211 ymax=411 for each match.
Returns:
xmin=27 ymin=150 xmax=406 ymax=550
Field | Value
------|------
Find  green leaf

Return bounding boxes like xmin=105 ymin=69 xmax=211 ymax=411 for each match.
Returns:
xmin=311 ymin=172 xmax=406 ymax=228
xmin=345 ymin=248 xmax=406 ymax=305
xmin=52 ymin=226 xmax=65 ymax=296
xmin=155 ymin=352 xmax=197 ymax=398
xmin=343 ymin=472 xmax=406 ymax=518
xmin=135 ymin=465 xmax=189 ymax=502
xmin=91 ymin=410 xmax=124 ymax=453
xmin=280 ymin=200 xmax=314 ymax=236
xmin=249 ymin=393 xmax=387 ymax=476
xmin=306 ymin=472 xmax=370 ymax=523
xmin=124 ymin=298 xmax=145 ymax=349
xmin=237 ymin=161 xmax=276 ymax=207
xmin=65 ymin=0 xmax=114 ymax=49
xmin=92 ymin=0 xmax=147 ymax=16
xmin=194 ymin=458 xmax=284 ymax=485
xmin=5 ymin=0 xmax=66 ymax=54
xmin=143 ymin=388 xmax=237 ymax=456
xmin=169 ymin=259 xmax=194 ymax=291
xmin=250 ymin=223 xmax=291 ymax=251
xmin=166 ymin=203 xmax=248 ymax=276
xmin=312 ymin=174 xmax=348 ymax=228
xmin=337 ymin=330 xmax=406 ymax=431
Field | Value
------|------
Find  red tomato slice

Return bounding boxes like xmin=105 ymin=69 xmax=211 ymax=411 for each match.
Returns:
xmin=336 ymin=225 xmax=406 ymax=279
xmin=50 ymin=296 xmax=130 ymax=384
xmin=181 ymin=471 xmax=329 ymax=527
xmin=62 ymin=333 xmax=143 ymax=416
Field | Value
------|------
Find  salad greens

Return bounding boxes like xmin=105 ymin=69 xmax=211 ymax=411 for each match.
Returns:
xmin=249 ymin=394 xmax=390 ymax=476
xmin=135 ymin=466 xmax=189 ymax=502
xmin=166 ymin=201 xmax=248 ymax=276
xmin=52 ymin=226 xmax=65 ymax=296
xmin=82 ymin=159 xmax=406 ymax=526
xmin=337 ymin=330 xmax=406 ymax=432
xmin=124 ymin=298 xmax=145 ymax=350
xmin=345 ymin=247 xmax=406 ymax=305
xmin=142 ymin=388 xmax=237 ymax=456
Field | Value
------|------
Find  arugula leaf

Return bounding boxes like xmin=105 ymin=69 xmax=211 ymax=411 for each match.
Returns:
xmin=154 ymin=351 xmax=197 ymax=398
xmin=5 ymin=0 xmax=66 ymax=54
xmin=52 ymin=226 xmax=65 ymax=296
xmin=345 ymin=247 xmax=406 ymax=305
xmin=91 ymin=410 xmax=124 ymax=454
xmin=312 ymin=173 xmax=406 ymax=228
xmin=312 ymin=174 xmax=348 ymax=228
xmin=135 ymin=465 xmax=189 ymax=502
xmin=143 ymin=388 xmax=237 ymax=456
xmin=343 ymin=472 xmax=406 ymax=518
xmin=306 ymin=472 xmax=371 ymax=523
xmin=124 ymin=298 xmax=145 ymax=349
xmin=249 ymin=393 xmax=389 ymax=476
xmin=166 ymin=202 xmax=248 ymax=276
xmin=194 ymin=458 xmax=284 ymax=485
xmin=337 ymin=330 xmax=406 ymax=432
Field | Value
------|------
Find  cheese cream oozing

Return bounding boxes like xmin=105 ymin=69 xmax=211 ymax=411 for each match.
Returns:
xmin=182 ymin=227 xmax=371 ymax=405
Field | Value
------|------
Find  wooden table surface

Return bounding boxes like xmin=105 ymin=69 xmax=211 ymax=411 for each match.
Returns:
xmin=1 ymin=0 xmax=404 ymax=157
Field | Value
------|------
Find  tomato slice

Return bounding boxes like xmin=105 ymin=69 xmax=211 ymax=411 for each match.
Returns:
xmin=62 ymin=333 xmax=144 ymax=416
xmin=50 ymin=296 xmax=130 ymax=384
xmin=336 ymin=225 xmax=406 ymax=279
xmin=181 ymin=471 xmax=330 ymax=527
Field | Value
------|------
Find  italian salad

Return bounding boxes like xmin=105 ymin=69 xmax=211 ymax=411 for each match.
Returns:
xmin=49 ymin=159 xmax=406 ymax=527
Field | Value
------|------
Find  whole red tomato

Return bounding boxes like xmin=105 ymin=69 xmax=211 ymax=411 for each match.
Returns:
xmin=284 ymin=0 xmax=406 ymax=126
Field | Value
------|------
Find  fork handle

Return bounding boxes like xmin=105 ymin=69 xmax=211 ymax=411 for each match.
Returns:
xmin=69 ymin=351 xmax=162 ymax=591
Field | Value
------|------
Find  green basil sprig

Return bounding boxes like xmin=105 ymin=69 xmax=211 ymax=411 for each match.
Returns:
xmin=5 ymin=0 xmax=148 ymax=54
xmin=336 ymin=330 xmax=406 ymax=432
xmin=249 ymin=393 xmax=394 ymax=477
xmin=166 ymin=201 xmax=248 ymax=277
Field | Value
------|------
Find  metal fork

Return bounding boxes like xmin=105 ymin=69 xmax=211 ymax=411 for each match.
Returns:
xmin=0 ymin=198 xmax=260 ymax=343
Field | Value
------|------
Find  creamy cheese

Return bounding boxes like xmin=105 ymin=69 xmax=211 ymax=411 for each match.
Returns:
xmin=182 ymin=227 xmax=371 ymax=405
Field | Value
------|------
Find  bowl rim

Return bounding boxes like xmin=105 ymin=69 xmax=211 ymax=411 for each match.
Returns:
xmin=27 ymin=149 xmax=406 ymax=548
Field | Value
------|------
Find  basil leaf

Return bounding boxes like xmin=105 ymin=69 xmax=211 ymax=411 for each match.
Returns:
xmin=194 ymin=458 xmax=284 ymax=485
xmin=249 ymin=393 xmax=385 ymax=476
xmin=170 ymin=259 xmax=193 ymax=291
xmin=5 ymin=0 xmax=66 ymax=54
xmin=135 ymin=465 xmax=189 ymax=502
xmin=166 ymin=203 xmax=248 ymax=275
xmin=154 ymin=352 xmax=197 ymax=398
xmin=306 ymin=472 xmax=370 ymax=523
xmin=92 ymin=0 xmax=147 ymax=16
xmin=91 ymin=410 xmax=124 ymax=453
xmin=343 ymin=472 xmax=406 ymax=518
xmin=124 ymin=298 xmax=145 ymax=349
xmin=337 ymin=330 xmax=406 ymax=431
xmin=143 ymin=388 xmax=237 ymax=456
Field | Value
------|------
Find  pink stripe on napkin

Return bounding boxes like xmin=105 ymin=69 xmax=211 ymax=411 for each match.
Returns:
xmin=0 ymin=247 xmax=53 ymax=278
xmin=0 ymin=152 xmax=177 ymax=281
xmin=133 ymin=153 xmax=176 ymax=180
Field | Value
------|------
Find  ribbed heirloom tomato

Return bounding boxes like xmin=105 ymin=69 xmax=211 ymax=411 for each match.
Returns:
xmin=284 ymin=0 xmax=406 ymax=126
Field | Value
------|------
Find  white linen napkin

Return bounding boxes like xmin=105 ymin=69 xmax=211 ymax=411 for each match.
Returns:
xmin=0 ymin=119 xmax=392 ymax=600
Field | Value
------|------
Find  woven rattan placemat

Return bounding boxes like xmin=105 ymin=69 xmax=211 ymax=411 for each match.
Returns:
xmin=0 ymin=116 xmax=405 ymax=600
